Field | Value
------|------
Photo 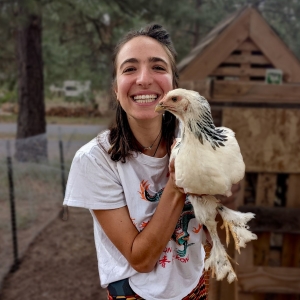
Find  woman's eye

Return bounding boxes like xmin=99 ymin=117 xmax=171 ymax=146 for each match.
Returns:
xmin=123 ymin=67 xmax=135 ymax=73
xmin=153 ymin=65 xmax=166 ymax=71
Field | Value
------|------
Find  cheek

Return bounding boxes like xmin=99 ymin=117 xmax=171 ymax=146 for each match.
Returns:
xmin=159 ymin=74 xmax=173 ymax=91
xmin=116 ymin=76 xmax=132 ymax=95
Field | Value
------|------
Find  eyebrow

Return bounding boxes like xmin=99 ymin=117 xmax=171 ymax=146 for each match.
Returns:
xmin=149 ymin=57 xmax=168 ymax=66
xmin=119 ymin=57 xmax=168 ymax=70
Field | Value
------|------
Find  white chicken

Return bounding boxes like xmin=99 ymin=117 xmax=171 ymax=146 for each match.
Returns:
xmin=155 ymin=88 xmax=257 ymax=283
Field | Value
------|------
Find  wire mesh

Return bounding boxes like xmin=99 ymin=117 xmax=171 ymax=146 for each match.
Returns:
xmin=0 ymin=124 xmax=105 ymax=288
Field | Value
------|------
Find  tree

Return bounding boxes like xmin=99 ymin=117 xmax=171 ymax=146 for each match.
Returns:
xmin=1 ymin=0 xmax=300 ymax=148
xmin=15 ymin=1 xmax=47 ymax=162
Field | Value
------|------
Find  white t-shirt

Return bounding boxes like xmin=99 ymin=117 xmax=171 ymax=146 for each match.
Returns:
xmin=63 ymin=130 xmax=205 ymax=300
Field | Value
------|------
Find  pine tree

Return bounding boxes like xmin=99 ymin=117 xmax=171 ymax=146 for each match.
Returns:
xmin=14 ymin=1 xmax=47 ymax=162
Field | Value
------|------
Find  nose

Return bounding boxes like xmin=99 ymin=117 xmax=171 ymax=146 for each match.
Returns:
xmin=136 ymin=68 xmax=153 ymax=87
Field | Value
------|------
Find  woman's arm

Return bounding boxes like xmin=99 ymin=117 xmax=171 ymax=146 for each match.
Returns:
xmin=93 ymin=160 xmax=185 ymax=273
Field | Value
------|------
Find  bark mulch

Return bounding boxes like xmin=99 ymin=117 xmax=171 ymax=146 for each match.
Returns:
xmin=0 ymin=207 xmax=107 ymax=300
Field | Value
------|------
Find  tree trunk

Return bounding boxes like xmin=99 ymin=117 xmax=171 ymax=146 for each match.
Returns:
xmin=192 ymin=0 xmax=203 ymax=48
xmin=15 ymin=12 xmax=47 ymax=162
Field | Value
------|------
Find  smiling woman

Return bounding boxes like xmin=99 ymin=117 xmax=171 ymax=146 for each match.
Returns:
xmin=63 ymin=24 xmax=207 ymax=300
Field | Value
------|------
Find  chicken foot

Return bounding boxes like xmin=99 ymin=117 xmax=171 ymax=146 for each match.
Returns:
xmin=189 ymin=195 xmax=237 ymax=283
xmin=217 ymin=205 xmax=257 ymax=253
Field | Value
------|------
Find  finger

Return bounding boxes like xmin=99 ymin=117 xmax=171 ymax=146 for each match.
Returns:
xmin=171 ymin=140 xmax=177 ymax=150
xmin=169 ymin=158 xmax=175 ymax=173
xmin=231 ymin=183 xmax=241 ymax=193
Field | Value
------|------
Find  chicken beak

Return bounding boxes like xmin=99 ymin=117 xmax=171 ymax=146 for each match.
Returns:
xmin=155 ymin=102 xmax=165 ymax=113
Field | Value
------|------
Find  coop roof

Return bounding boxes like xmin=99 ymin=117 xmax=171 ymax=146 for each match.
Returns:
xmin=178 ymin=5 xmax=300 ymax=83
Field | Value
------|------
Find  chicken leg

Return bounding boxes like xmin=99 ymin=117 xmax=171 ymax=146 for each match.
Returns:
xmin=189 ymin=195 xmax=237 ymax=283
xmin=217 ymin=205 xmax=257 ymax=253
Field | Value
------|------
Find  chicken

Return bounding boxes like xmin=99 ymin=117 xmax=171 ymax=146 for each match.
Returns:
xmin=155 ymin=88 xmax=257 ymax=283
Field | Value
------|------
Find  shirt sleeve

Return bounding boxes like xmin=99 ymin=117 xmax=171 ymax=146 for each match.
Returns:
xmin=63 ymin=149 xmax=126 ymax=210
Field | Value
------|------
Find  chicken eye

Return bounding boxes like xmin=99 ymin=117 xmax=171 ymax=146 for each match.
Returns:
xmin=171 ymin=96 xmax=177 ymax=102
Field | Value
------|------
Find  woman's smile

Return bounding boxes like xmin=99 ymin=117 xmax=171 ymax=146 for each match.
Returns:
xmin=133 ymin=94 xmax=158 ymax=103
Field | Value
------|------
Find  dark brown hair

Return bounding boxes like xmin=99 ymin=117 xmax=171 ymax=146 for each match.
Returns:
xmin=106 ymin=24 xmax=179 ymax=163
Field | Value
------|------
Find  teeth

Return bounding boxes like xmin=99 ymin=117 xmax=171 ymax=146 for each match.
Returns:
xmin=134 ymin=94 xmax=158 ymax=103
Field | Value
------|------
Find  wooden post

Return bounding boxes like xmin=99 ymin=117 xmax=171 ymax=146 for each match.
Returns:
xmin=278 ymin=174 xmax=300 ymax=300
xmin=253 ymin=173 xmax=276 ymax=299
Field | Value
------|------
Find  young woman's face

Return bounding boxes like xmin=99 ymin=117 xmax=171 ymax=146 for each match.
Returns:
xmin=114 ymin=36 xmax=173 ymax=122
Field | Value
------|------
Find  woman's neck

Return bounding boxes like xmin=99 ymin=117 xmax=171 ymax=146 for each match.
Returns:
xmin=128 ymin=116 xmax=166 ymax=157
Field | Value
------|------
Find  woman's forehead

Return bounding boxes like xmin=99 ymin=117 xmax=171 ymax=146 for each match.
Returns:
xmin=116 ymin=36 xmax=171 ymax=66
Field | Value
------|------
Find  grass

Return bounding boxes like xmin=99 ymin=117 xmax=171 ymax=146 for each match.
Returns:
xmin=47 ymin=115 xmax=112 ymax=125
xmin=0 ymin=159 xmax=67 ymax=220
xmin=0 ymin=114 xmax=17 ymax=123
xmin=0 ymin=114 xmax=113 ymax=126
xmin=0 ymin=114 xmax=112 ymax=139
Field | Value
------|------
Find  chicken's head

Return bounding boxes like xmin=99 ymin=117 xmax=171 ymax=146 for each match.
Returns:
xmin=155 ymin=88 xmax=209 ymax=122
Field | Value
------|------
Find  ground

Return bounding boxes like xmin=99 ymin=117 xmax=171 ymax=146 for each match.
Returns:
xmin=0 ymin=115 xmax=110 ymax=300
xmin=0 ymin=207 xmax=108 ymax=300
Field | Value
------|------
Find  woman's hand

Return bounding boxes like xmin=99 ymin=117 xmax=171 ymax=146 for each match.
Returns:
xmin=216 ymin=183 xmax=241 ymax=209
xmin=168 ymin=158 xmax=185 ymax=194
xmin=169 ymin=139 xmax=185 ymax=194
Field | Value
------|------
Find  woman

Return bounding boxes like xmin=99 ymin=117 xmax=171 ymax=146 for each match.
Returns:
xmin=63 ymin=24 xmax=207 ymax=300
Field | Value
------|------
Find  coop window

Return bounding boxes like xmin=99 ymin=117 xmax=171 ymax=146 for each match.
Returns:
xmin=251 ymin=51 xmax=263 ymax=55
xmin=250 ymin=76 xmax=265 ymax=81
xmin=219 ymin=63 xmax=240 ymax=68
xmin=251 ymin=63 xmax=273 ymax=69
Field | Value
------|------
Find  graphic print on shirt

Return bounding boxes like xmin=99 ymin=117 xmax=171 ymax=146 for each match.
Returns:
xmin=138 ymin=180 xmax=201 ymax=262
xmin=139 ymin=180 xmax=164 ymax=202
xmin=172 ymin=200 xmax=197 ymax=257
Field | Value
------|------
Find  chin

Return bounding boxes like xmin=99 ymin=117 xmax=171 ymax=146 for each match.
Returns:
xmin=134 ymin=112 xmax=162 ymax=121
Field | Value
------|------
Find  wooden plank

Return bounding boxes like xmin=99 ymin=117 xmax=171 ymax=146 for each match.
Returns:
xmin=212 ymin=81 xmax=300 ymax=104
xmin=286 ymin=174 xmax=300 ymax=208
xmin=282 ymin=174 xmax=300 ymax=268
xmin=281 ymin=233 xmax=300 ymax=267
xmin=180 ymin=8 xmax=251 ymax=81
xmin=179 ymin=79 xmax=212 ymax=100
xmin=235 ymin=178 xmax=245 ymax=208
xmin=253 ymin=232 xmax=270 ymax=266
xmin=224 ymin=54 xmax=270 ymax=65
xmin=237 ymin=39 xmax=260 ymax=52
xmin=237 ymin=244 xmax=255 ymax=299
xmin=194 ymin=79 xmax=212 ymax=100
xmin=281 ymin=174 xmax=300 ymax=270
xmin=238 ymin=206 xmax=300 ymax=233
xmin=211 ymin=67 xmax=266 ymax=77
xmin=238 ymin=293 xmax=258 ymax=300
xmin=252 ymin=171 xmax=273 ymax=300
xmin=179 ymin=80 xmax=194 ymax=90
xmin=240 ymin=50 xmax=251 ymax=81
xmin=250 ymin=8 xmax=300 ymax=82
xmin=207 ymin=277 xmax=219 ymax=300
xmin=255 ymin=174 xmax=277 ymax=206
xmin=222 ymin=108 xmax=300 ymax=173
xmin=210 ymin=215 xmax=238 ymax=300
xmin=236 ymin=237 xmax=254 ymax=268
xmin=237 ymin=266 xmax=300 ymax=294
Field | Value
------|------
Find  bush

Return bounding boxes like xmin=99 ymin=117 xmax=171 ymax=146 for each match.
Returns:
xmin=0 ymin=89 xmax=17 ymax=104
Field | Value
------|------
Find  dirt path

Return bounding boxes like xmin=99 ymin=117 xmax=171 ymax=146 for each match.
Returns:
xmin=0 ymin=207 xmax=108 ymax=300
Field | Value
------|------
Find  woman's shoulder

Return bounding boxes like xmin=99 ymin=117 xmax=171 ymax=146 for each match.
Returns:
xmin=74 ymin=129 xmax=111 ymax=161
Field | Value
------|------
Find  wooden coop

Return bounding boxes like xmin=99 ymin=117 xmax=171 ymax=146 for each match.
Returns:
xmin=178 ymin=5 xmax=300 ymax=300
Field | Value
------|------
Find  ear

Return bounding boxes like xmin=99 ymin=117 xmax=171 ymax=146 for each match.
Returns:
xmin=113 ymin=82 xmax=119 ymax=101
